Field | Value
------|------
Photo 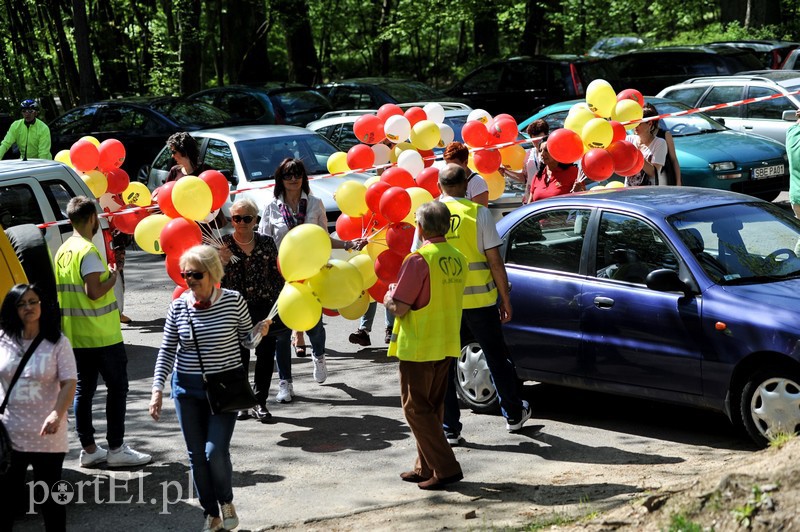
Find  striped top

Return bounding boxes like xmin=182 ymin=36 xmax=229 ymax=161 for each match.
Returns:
xmin=152 ymin=289 xmax=255 ymax=391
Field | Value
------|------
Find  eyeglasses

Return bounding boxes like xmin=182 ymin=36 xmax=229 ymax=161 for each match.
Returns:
xmin=282 ymin=173 xmax=302 ymax=181
xmin=21 ymin=109 xmax=35 ymax=114
xmin=16 ymin=299 xmax=41 ymax=308
xmin=180 ymin=271 xmax=206 ymax=280
xmin=231 ymin=215 xmax=255 ymax=224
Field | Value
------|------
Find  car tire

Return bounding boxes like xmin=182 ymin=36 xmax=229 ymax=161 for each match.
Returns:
xmin=454 ymin=341 xmax=500 ymax=413
xmin=4 ymin=224 xmax=60 ymax=319
xmin=739 ymin=367 xmax=800 ymax=447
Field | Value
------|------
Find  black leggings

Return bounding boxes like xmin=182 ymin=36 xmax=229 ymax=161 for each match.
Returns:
xmin=0 ymin=450 xmax=66 ymax=532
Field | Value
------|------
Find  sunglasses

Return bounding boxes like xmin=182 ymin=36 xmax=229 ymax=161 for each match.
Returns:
xmin=16 ymin=299 xmax=41 ymax=308
xmin=231 ymin=215 xmax=255 ymax=224
xmin=180 ymin=271 xmax=205 ymax=280
xmin=21 ymin=109 xmax=36 ymax=113
xmin=282 ymin=173 xmax=302 ymax=181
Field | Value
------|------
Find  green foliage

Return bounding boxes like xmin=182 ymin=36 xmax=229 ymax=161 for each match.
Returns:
xmin=666 ymin=512 xmax=703 ymax=532
xmin=768 ymin=431 xmax=796 ymax=449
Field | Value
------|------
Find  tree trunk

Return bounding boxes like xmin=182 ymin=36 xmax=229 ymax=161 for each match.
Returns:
xmin=92 ymin=0 xmax=131 ymax=97
xmin=174 ymin=0 xmax=203 ymax=94
xmin=221 ymin=0 xmax=271 ymax=84
xmin=473 ymin=0 xmax=499 ymax=60
xmin=273 ymin=0 xmax=321 ymax=85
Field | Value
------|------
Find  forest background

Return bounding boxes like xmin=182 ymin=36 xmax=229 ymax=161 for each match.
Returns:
xmin=2 ymin=0 xmax=799 ymax=120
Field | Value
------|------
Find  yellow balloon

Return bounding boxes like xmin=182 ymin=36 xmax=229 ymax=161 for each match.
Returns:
xmin=79 ymin=135 xmax=101 ymax=148
xmin=172 ymin=176 xmax=212 ymax=221
xmin=81 ymin=170 xmax=108 ymax=198
xmin=606 ymin=180 xmax=625 ymax=188
xmin=121 ymin=181 xmax=152 ymax=207
xmin=402 ymin=187 xmax=434 ymax=224
xmin=467 ymin=152 xmax=478 ymax=174
xmin=277 ymin=282 xmax=322 ymax=331
xmin=390 ymin=142 xmax=415 ymax=164
xmin=366 ymin=226 xmax=389 ymax=261
xmin=339 ymin=290 xmax=371 ymax=320
xmin=612 ymin=99 xmax=644 ymax=129
xmin=582 ymin=118 xmax=613 ymax=149
xmin=364 ymin=175 xmax=380 ymax=188
xmin=133 ymin=214 xmax=171 ymax=254
xmin=564 ymin=105 xmax=596 ymax=135
xmin=409 ymin=120 xmax=441 ymax=151
xmin=585 ymin=79 xmax=617 ymax=118
xmin=500 ymin=144 xmax=526 ymax=171
xmin=480 ymin=171 xmax=506 ymax=201
xmin=327 ymin=151 xmax=350 ymax=174
xmin=55 ymin=149 xmax=72 ymax=167
xmin=335 ymin=180 xmax=368 ymax=217
xmin=307 ymin=259 xmax=363 ymax=309
xmin=278 ymin=224 xmax=331 ymax=281
xmin=348 ymin=254 xmax=377 ymax=289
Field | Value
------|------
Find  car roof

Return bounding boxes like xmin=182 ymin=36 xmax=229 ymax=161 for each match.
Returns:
xmin=0 ymin=159 xmax=68 ymax=175
xmin=188 ymin=124 xmax=316 ymax=142
xmin=308 ymin=106 xmax=472 ymax=129
xmin=679 ymin=70 xmax=800 ymax=85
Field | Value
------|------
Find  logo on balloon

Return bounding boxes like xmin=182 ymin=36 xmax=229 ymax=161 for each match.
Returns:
xmin=126 ymin=192 xmax=140 ymax=204
xmin=438 ymin=256 xmax=463 ymax=277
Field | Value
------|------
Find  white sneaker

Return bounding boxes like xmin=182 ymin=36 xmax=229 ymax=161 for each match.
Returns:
xmin=506 ymin=400 xmax=532 ymax=432
xmin=201 ymin=515 xmax=222 ymax=532
xmin=221 ymin=502 xmax=239 ymax=530
xmin=287 ymin=381 xmax=295 ymax=397
xmin=313 ymin=355 xmax=328 ymax=383
xmin=276 ymin=379 xmax=293 ymax=403
xmin=79 ymin=446 xmax=108 ymax=467
xmin=106 ymin=444 xmax=152 ymax=467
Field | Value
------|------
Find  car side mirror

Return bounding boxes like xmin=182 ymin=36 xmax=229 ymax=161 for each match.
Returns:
xmin=646 ymin=268 xmax=692 ymax=297
xmin=714 ymin=117 xmax=725 ymax=127
xmin=782 ymin=110 xmax=797 ymax=122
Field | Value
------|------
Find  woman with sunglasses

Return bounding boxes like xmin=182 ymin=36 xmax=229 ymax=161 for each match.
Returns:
xmin=257 ymin=158 xmax=365 ymax=403
xmin=149 ymin=245 xmax=271 ymax=532
xmin=218 ymin=199 xmax=288 ymax=422
xmin=529 ymin=140 xmax=578 ymax=202
xmin=0 ymin=284 xmax=77 ymax=531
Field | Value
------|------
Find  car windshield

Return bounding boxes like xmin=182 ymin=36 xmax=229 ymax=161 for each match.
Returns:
xmin=669 ymin=202 xmax=800 ymax=284
xmin=273 ymin=90 xmax=330 ymax=115
xmin=379 ymin=80 xmax=445 ymax=102
xmin=149 ymin=100 xmax=230 ymax=128
xmin=235 ymin=133 xmax=339 ymax=181
xmin=655 ymin=101 xmax=727 ymax=137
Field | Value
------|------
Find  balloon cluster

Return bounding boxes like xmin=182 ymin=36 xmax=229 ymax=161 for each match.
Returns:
xmin=56 ymin=135 xmax=136 ymax=206
xmin=545 ymin=81 xmax=647 ymax=182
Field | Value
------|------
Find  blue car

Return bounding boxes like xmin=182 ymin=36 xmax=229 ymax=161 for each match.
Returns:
xmin=519 ymin=97 xmax=789 ymax=201
xmin=455 ymin=186 xmax=800 ymax=446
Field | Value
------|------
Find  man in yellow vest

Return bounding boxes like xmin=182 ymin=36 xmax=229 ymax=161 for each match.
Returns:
xmin=54 ymin=196 xmax=151 ymax=468
xmin=438 ymin=164 xmax=531 ymax=445
xmin=384 ymin=201 xmax=467 ymax=490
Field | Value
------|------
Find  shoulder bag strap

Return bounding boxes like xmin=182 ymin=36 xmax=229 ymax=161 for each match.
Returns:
xmin=0 ymin=334 xmax=44 ymax=414
xmin=186 ymin=314 xmax=208 ymax=382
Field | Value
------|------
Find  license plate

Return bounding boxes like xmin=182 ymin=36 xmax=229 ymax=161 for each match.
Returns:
xmin=753 ymin=165 xmax=784 ymax=179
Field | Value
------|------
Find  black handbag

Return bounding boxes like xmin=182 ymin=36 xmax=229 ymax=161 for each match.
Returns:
xmin=1 ymin=334 xmax=44 ymax=475
xmin=188 ymin=317 xmax=257 ymax=415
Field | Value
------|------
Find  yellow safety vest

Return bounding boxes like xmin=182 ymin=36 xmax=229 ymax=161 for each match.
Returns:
xmin=54 ymin=236 xmax=122 ymax=348
xmin=388 ymin=241 xmax=466 ymax=362
xmin=444 ymin=198 xmax=498 ymax=309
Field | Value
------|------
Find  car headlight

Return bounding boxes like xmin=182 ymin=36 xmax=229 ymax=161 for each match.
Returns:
xmin=709 ymin=162 xmax=736 ymax=171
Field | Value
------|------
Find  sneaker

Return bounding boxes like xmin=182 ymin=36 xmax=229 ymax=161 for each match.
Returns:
xmin=79 ymin=446 xmax=108 ymax=467
xmin=201 ymin=515 xmax=222 ymax=532
xmin=445 ymin=431 xmax=463 ymax=446
xmin=106 ymin=444 xmax=152 ymax=467
xmin=236 ymin=409 xmax=251 ymax=420
xmin=287 ymin=381 xmax=295 ymax=397
xmin=220 ymin=502 xmax=239 ymax=530
xmin=313 ymin=355 xmax=328 ymax=383
xmin=506 ymin=400 xmax=532 ymax=432
xmin=385 ymin=327 xmax=392 ymax=344
xmin=251 ymin=404 xmax=272 ymax=422
xmin=276 ymin=379 xmax=293 ymax=403
xmin=348 ymin=328 xmax=371 ymax=346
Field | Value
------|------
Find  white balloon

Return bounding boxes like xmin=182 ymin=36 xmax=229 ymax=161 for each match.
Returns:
xmin=437 ymin=123 xmax=455 ymax=148
xmin=397 ymin=149 xmax=424 ymax=178
xmin=201 ymin=208 xmax=220 ymax=224
xmin=371 ymin=143 xmax=391 ymax=165
xmin=384 ymin=115 xmax=411 ymax=143
xmin=467 ymin=109 xmax=492 ymax=124
xmin=423 ymin=102 xmax=445 ymax=124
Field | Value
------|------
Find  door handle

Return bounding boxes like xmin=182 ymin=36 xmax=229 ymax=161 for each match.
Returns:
xmin=593 ymin=296 xmax=614 ymax=308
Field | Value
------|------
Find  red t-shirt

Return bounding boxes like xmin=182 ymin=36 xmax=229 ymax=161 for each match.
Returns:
xmin=530 ymin=165 xmax=578 ymax=202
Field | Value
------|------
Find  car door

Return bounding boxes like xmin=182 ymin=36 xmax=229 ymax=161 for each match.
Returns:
xmin=450 ymin=63 xmax=506 ymax=116
xmin=744 ymin=85 xmax=797 ymax=143
xmin=700 ymin=85 xmax=745 ymax=131
xmin=580 ymin=210 xmax=704 ymax=395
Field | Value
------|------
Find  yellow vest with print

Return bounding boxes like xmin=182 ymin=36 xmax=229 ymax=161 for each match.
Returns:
xmin=444 ymin=198 xmax=498 ymax=309
xmin=388 ymin=241 xmax=466 ymax=362
xmin=55 ymin=236 xmax=122 ymax=348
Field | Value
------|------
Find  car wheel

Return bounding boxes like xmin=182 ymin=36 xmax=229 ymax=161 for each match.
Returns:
xmin=4 ymin=224 xmax=59 ymax=318
xmin=740 ymin=367 xmax=800 ymax=447
xmin=455 ymin=341 xmax=499 ymax=413
xmin=137 ymin=164 xmax=151 ymax=184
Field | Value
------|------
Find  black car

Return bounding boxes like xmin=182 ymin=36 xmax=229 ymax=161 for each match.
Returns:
xmin=187 ymin=83 xmax=333 ymax=127
xmin=316 ymin=77 xmax=463 ymax=111
xmin=708 ymin=40 xmax=800 ymax=70
xmin=49 ymin=97 xmax=231 ymax=180
xmin=444 ymin=56 xmax=614 ymax=121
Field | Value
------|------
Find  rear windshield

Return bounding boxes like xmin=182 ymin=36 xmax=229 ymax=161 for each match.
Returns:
xmin=150 ymin=100 xmax=230 ymax=128
xmin=273 ymin=90 xmax=332 ymax=115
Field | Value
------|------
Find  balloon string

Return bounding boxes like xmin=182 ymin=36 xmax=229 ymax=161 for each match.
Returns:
xmin=266 ymin=300 xmax=279 ymax=321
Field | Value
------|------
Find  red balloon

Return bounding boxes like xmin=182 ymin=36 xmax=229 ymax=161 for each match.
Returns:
xmin=380 ymin=167 xmax=415 ymax=189
xmin=582 ymin=149 xmax=615 ymax=181
xmin=494 ymin=113 xmax=516 ymax=123
xmin=322 ymin=308 xmax=340 ymax=317
xmin=414 ymin=166 xmax=440 ymax=197
xmin=70 ymin=140 xmax=100 ymax=173
xmin=473 ymin=148 xmax=502 ymax=174
xmin=547 ymin=128 xmax=584 ymax=164
xmin=375 ymin=249 xmax=405 ymax=283
xmin=462 ymin=121 xmax=489 ymax=148
xmin=609 ymin=121 xmax=627 ymax=143
xmin=105 ymin=167 xmax=130 ymax=195
xmin=346 ymin=144 xmax=375 ymax=170
xmin=161 ymin=217 xmax=203 ymax=257
xmin=386 ymin=222 xmax=415 ymax=256
xmin=166 ymin=253 xmax=188 ymax=288
xmin=172 ymin=285 xmax=189 ymax=300
xmin=367 ymin=278 xmax=390 ymax=303
xmin=377 ymin=104 xmax=404 ymax=123
xmin=606 ymin=140 xmax=638 ymax=175
xmin=198 ymin=170 xmax=230 ymax=211
xmin=97 ymin=139 xmax=126 ymax=172
xmin=380 ymin=187 xmax=411 ymax=223
xmin=335 ymin=213 xmax=364 ymax=241
xmin=404 ymin=107 xmax=426 ymax=128
xmin=619 ymin=149 xmax=645 ymax=177
xmin=488 ymin=117 xmax=518 ymax=145
xmin=113 ymin=204 xmax=150 ymax=234
xmin=617 ymin=88 xmax=645 ymax=107
xmin=365 ymin=181 xmax=392 ymax=213
xmin=363 ymin=208 xmax=389 ymax=231
xmin=353 ymin=114 xmax=385 ymax=145
xmin=154 ymin=181 xmax=180 ymax=218
xmin=418 ymin=149 xmax=435 ymax=168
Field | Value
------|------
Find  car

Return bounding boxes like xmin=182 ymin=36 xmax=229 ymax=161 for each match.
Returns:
xmin=453 ymin=186 xmax=800 ymax=446
xmin=186 ymin=83 xmax=333 ymax=127
xmin=587 ymin=35 xmax=645 ymax=58
xmin=708 ymin=40 xmax=800 ymax=70
xmin=145 ymin=125 xmax=370 ymax=232
xmin=655 ymin=71 xmax=800 ymax=144
xmin=781 ymin=48 xmax=800 ymax=70
xmin=444 ymin=56 xmax=615 ymax=121
xmin=49 ymin=97 xmax=232 ymax=182
xmin=519 ymin=97 xmax=789 ymax=201
xmin=316 ymin=77 xmax=462 ymax=111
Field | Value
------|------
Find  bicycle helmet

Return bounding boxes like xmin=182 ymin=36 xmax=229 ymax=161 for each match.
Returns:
xmin=20 ymin=99 xmax=38 ymax=110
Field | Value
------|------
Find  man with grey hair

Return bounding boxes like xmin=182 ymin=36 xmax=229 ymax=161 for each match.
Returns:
xmin=384 ymin=201 xmax=467 ymax=490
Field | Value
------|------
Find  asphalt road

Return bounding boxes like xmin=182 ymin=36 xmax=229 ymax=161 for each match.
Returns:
xmin=14 ymin=243 xmax=763 ymax=531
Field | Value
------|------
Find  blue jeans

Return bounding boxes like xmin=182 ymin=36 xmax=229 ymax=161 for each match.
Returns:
xmin=171 ymin=372 xmax=236 ymax=518
xmin=359 ymin=301 xmax=395 ymax=331
xmin=277 ymin=317 xmax=325 ymax=381
xmin=443 ymin=305 xmax=524 ymax=435
xmin=73 ymin=342 xmax=128 ymax=449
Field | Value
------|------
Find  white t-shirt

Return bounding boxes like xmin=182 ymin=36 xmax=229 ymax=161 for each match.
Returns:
xmin=467 ymin=173 xmax=489 ymax=201
xmin=625 ymin=134 xmax=668 ymax=186
xmin=257 ymin=193 xmax=326 ymax=248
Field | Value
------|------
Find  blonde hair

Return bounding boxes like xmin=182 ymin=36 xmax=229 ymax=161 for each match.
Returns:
xmin=231 ymin=198 xmax=259 ymax=216
xmin=179 ymin=245 xmax=225 ymax=284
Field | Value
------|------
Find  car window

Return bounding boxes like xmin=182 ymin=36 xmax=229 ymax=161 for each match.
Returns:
xmin=701 ymin=86 xmax=742 ymax=118
xmin=236 ymin=133 xmax=338 ymax=181
xmin=273 ymin=90 xmax=330 ymax=116
xmin=218 ymin=91 xmax=268 ymax=121
xmin=746 ymin=86 xmax=792 ymax=120
xmin=503 ymin=62 xmax=545 ymax=92
xmin=151 ymin=146 xmax=174 ymax=173
xmin=459 ymin=64 xmax=504 ymax=93
xmin=379 ymin=80 xmax=445 ymax=102
xmin=96 ymin=106 xmax=147 ymax=132
xmin=330 ymin=88 xmax=372 ymax=110
xmin=149 ymin=100 xmax=230 ymax=128
xmin=328 ymin=123 xmax=360 ymax=151
xmin=191 ymin=93 xmax=216 ymax=106
xmin=41 ymin=180 xmax=77 ymax=224
xmin=50 ymin=107 xmax=97 ymax=135
xmin=595 ymin=212 xmax=678 ymax=284
xmin=203 ymin=139 xmax=236 ymax=177
xmin=656 ymin=101 xmax=727 ymax=136
xmin=661 ymin=87 xmax=708 ymax=107
xmin=0 ymin=184 xmax=44 ymax=228
xmin=505 ymin=208 xmax=591 ymax=274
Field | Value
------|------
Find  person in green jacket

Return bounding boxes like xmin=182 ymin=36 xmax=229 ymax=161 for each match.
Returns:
xmin=0 ymin=99 xmax=52 ymax=160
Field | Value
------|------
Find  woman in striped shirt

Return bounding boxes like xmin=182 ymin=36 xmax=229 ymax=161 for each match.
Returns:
xmin=149 ymin=245 xmax=270 ymax=532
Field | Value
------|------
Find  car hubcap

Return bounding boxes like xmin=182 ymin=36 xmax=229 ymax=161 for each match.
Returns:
xmin=750 ymin=377 xmax=800 ymax=438
xmin=456 ymin=343 xmax=496 ymax=405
